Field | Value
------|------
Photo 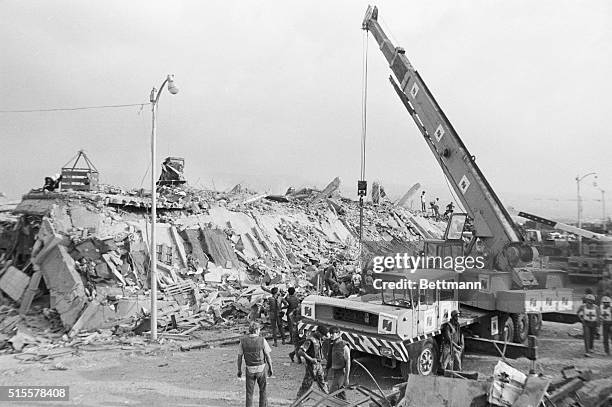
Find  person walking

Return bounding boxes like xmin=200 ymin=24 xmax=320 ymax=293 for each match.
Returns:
xmin=261 ymin=283 xmax=286 ymax=346
xmin=237 ymin=322 xmax=273 ymax=407
xmin=600 ymin=296 xmax=612 ymax=356
xmin=441 ymin=310 xmax=463 ymax=371
xmin=326 ymin=327 xmax=351 ymax=400
xmin=285 ymin=287 xmax=301 ymax=362
xmin=577 ymin=294 xmax=600 ymax=357
xmin=296 ymin=326 xmax=329 ymax=399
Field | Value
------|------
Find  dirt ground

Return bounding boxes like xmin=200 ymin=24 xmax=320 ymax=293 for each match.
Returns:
xmin=1 ymin=318 xmax=612 ymax=407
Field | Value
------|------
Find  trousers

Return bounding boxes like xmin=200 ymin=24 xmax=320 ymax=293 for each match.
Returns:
xmin=603 ymin=322 xmax=611 ymax=354
xmin=297 ymin=361 xmax=328 ymax=399
xmin=583 ymin=321 xmax=597 ymax=352
xmin=328 ymin=368 xmax=346 ymax=400
xmin=270 ymin=313 xmax=285 ymax=344
xmin=441 ymin=344 xmax=462 ymax=371
xmin=245 ymin=370 xmax=267 ymax=407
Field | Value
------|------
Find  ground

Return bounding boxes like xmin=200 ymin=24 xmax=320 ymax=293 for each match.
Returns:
xmin=1 ymin=318 xmax=612 ymax=407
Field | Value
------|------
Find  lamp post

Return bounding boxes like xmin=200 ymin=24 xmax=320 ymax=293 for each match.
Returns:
xmin=149 ymin=74 xmax=179 ymax=341
xmin=575 ymin=172 xmax=597 ymax=256
xmin=599 ymin=188 xmax=606 ymax=231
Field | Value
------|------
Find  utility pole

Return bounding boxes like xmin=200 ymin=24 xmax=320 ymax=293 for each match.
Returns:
xmin=149 ymin=74 xmax=179 ymax=341
xmin=575 ymin=172 xmax=597 ymax=256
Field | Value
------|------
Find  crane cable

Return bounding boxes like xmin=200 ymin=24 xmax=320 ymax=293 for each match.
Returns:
xmin=360 ymin=31 xmax=369 ymax=182
xmin=358 ymin=30 xmax=370 ymax=271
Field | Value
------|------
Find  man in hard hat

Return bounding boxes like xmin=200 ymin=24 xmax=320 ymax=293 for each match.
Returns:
xmin=441 ymin=310 xmax=463 ymax=371
xmin=600 ymin=295 xmax=612 ymax=356
xmin=577 ymin=294 xmax=600 ymax=357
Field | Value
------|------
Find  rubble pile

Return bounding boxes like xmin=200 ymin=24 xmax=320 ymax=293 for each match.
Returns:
xmin=0 ymin=177 xmax=445 ymax=352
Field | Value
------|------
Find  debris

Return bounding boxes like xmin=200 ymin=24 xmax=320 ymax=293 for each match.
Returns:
xmin=0 ymin=266 xmax=30 ymax=301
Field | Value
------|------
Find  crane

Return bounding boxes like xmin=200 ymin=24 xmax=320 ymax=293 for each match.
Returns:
xmin=362 ymin=6 xmax=537 ymax=275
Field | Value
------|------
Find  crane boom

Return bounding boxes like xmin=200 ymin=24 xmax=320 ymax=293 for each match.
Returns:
xmin=362 ymin=6 xmax=529 ymax=270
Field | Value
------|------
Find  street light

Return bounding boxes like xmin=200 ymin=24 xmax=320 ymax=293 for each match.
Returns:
xmin=149 ymin=74 xmax=179 ymax=341
xmin=575 ymin=172 xmax=597 ymax=255
xmin=599 ymin=188 xmax=606 ymax=231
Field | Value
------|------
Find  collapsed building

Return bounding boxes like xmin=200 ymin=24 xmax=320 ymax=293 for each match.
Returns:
xmin=0 ymin=155 xmax=446 ymax=349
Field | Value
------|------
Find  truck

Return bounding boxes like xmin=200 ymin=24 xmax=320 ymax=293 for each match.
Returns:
xmin=520 ymin=211 xmax=612 ymax=281
xmin=298 ymin=5 xmax=573 ymax=378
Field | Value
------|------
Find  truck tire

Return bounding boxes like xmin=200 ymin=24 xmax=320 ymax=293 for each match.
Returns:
xmin=528 ymin=313 xmax=542 ymax=336
xmin=512 ymin=313 xmax=529 ymax=343
xmin=409 ymin=340 xmax=438 ymax=376
xmin=500 ymin=315 xmax=514 ymax=342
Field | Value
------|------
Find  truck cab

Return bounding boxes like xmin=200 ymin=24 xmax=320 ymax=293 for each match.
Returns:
xmin=300 ymin=269 xmax=460 ymax=376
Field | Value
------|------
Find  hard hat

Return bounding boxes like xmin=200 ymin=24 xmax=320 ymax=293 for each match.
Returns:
xmin=602 ymin=296 xmax=611 ymax=303
xmin=585 ymin=294 xmax=595 ymax=302
xmin=451 ymin=310 xmax=460 ymax=318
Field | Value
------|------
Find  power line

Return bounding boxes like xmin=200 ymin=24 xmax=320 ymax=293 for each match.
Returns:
xmin=0 ymin=102 xmax=147 ymax=113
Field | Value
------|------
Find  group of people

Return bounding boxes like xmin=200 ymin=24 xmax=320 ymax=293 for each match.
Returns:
xmin=237 ymin=322 xmax=351 ymax=407
xmin=420 ymin=191 xmax=455 ymax=221
xmin=577 ymin=271 xmax=612 ymax=357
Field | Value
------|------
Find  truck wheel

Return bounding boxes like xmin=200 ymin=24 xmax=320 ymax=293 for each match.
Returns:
xmin=512 ymin=313 xmax=529 ymax=343
xmin=409 ymin=340 xmax=438 ymax=376
xmin=501 ymin=315 xmax=514 ymax=342
xmin=528 ymin=313 xmax=542 ymax=336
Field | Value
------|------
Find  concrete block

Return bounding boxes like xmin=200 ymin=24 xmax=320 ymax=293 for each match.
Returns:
xmin=0 ymin=266 xmax=30 ymax=302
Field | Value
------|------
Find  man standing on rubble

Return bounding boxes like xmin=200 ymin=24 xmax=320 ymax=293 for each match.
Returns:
xmin=324 ymin=261 xmax=339 ymax=296
xmin=441 ymin=310 xmax=463 ymax=371
xmin=420 ymin=191 xmax=427 ymax=212
xmin=577 ymin=293 xmax=600 ymax=357
xmin=261 ymin=283 xmax=286 ymax=346
xmin=296 ymin=326 xmax=329 ymax=399
xmin=601 ymin=295 xmax=612 ymax=356
xmin=237 ymin=322 xmax=274 ymax=407
xmin=326 ymin=326 xmax=350 ymax=400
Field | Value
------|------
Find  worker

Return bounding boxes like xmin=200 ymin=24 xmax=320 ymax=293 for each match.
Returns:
xmin=237 ymin=322 xmax=273 ymax=407
xmin=350 ymin=272 xmax=362 ymax=295
xmin=432 ymin=198 xmax=441 ymax=220
xmin=577 ymin=294 xmax=600 ymax=357
xmin=296 ymin=326 xmax=329 ymax=399
xmin=326 ymin=326 xmax=351 ymax=400
xmin=43 ymin=174 xmax=62 ymax=192
xmin=260 ymin=283 xmax=286 ymax=346
xmin=444 ymin=202 xmax=455 ymax=219
xmin=601 ymin=295 xmax=612 ymax=356
xmin=420 ymin=191 xmax=427 ymax=212
xmin=441 ymin=310 xmax=463 ymax=371
xmin=324 ymin=261 xmax=339 ymax=296
xmin=285 ymin=287 xmax=300 ymax=358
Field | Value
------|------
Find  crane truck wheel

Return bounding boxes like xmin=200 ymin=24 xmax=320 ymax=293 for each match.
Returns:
xmin=528 ymin=313 xmax=542 ymax=336
xmin=511 ymin=313 xmax=529 ymax=343
xmin=406 ymin=339 xmax=438 ymax=377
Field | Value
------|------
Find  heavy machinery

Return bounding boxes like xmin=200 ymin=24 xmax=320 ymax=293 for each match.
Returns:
xmin=298 ymin=5 xmax=572 ymax=378
xmin=520 ymin=211 xmax=612 ymax=281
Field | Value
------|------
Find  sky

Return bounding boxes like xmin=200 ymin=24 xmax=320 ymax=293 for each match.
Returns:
xmin=1 ymin=1 xmax=610 ymax=222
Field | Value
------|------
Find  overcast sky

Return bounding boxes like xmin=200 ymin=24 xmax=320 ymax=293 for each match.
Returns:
xmin=1 ymin=1 xmax=610 ymax=221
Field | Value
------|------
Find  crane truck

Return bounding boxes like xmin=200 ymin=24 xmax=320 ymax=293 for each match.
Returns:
xmin=298 ymin=5 xmax=573 ymax=378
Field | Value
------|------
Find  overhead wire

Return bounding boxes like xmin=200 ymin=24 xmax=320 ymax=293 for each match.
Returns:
xmin=0 ymin=103 xmax=147 ymax=113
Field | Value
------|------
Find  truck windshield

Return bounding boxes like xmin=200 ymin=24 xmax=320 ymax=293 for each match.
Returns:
xmin=380 ymin=285 xmax=417 ymax=309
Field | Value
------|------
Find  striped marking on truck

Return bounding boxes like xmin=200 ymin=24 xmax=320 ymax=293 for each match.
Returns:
xmin=298 ymin=321 xmax=442 ymax=363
